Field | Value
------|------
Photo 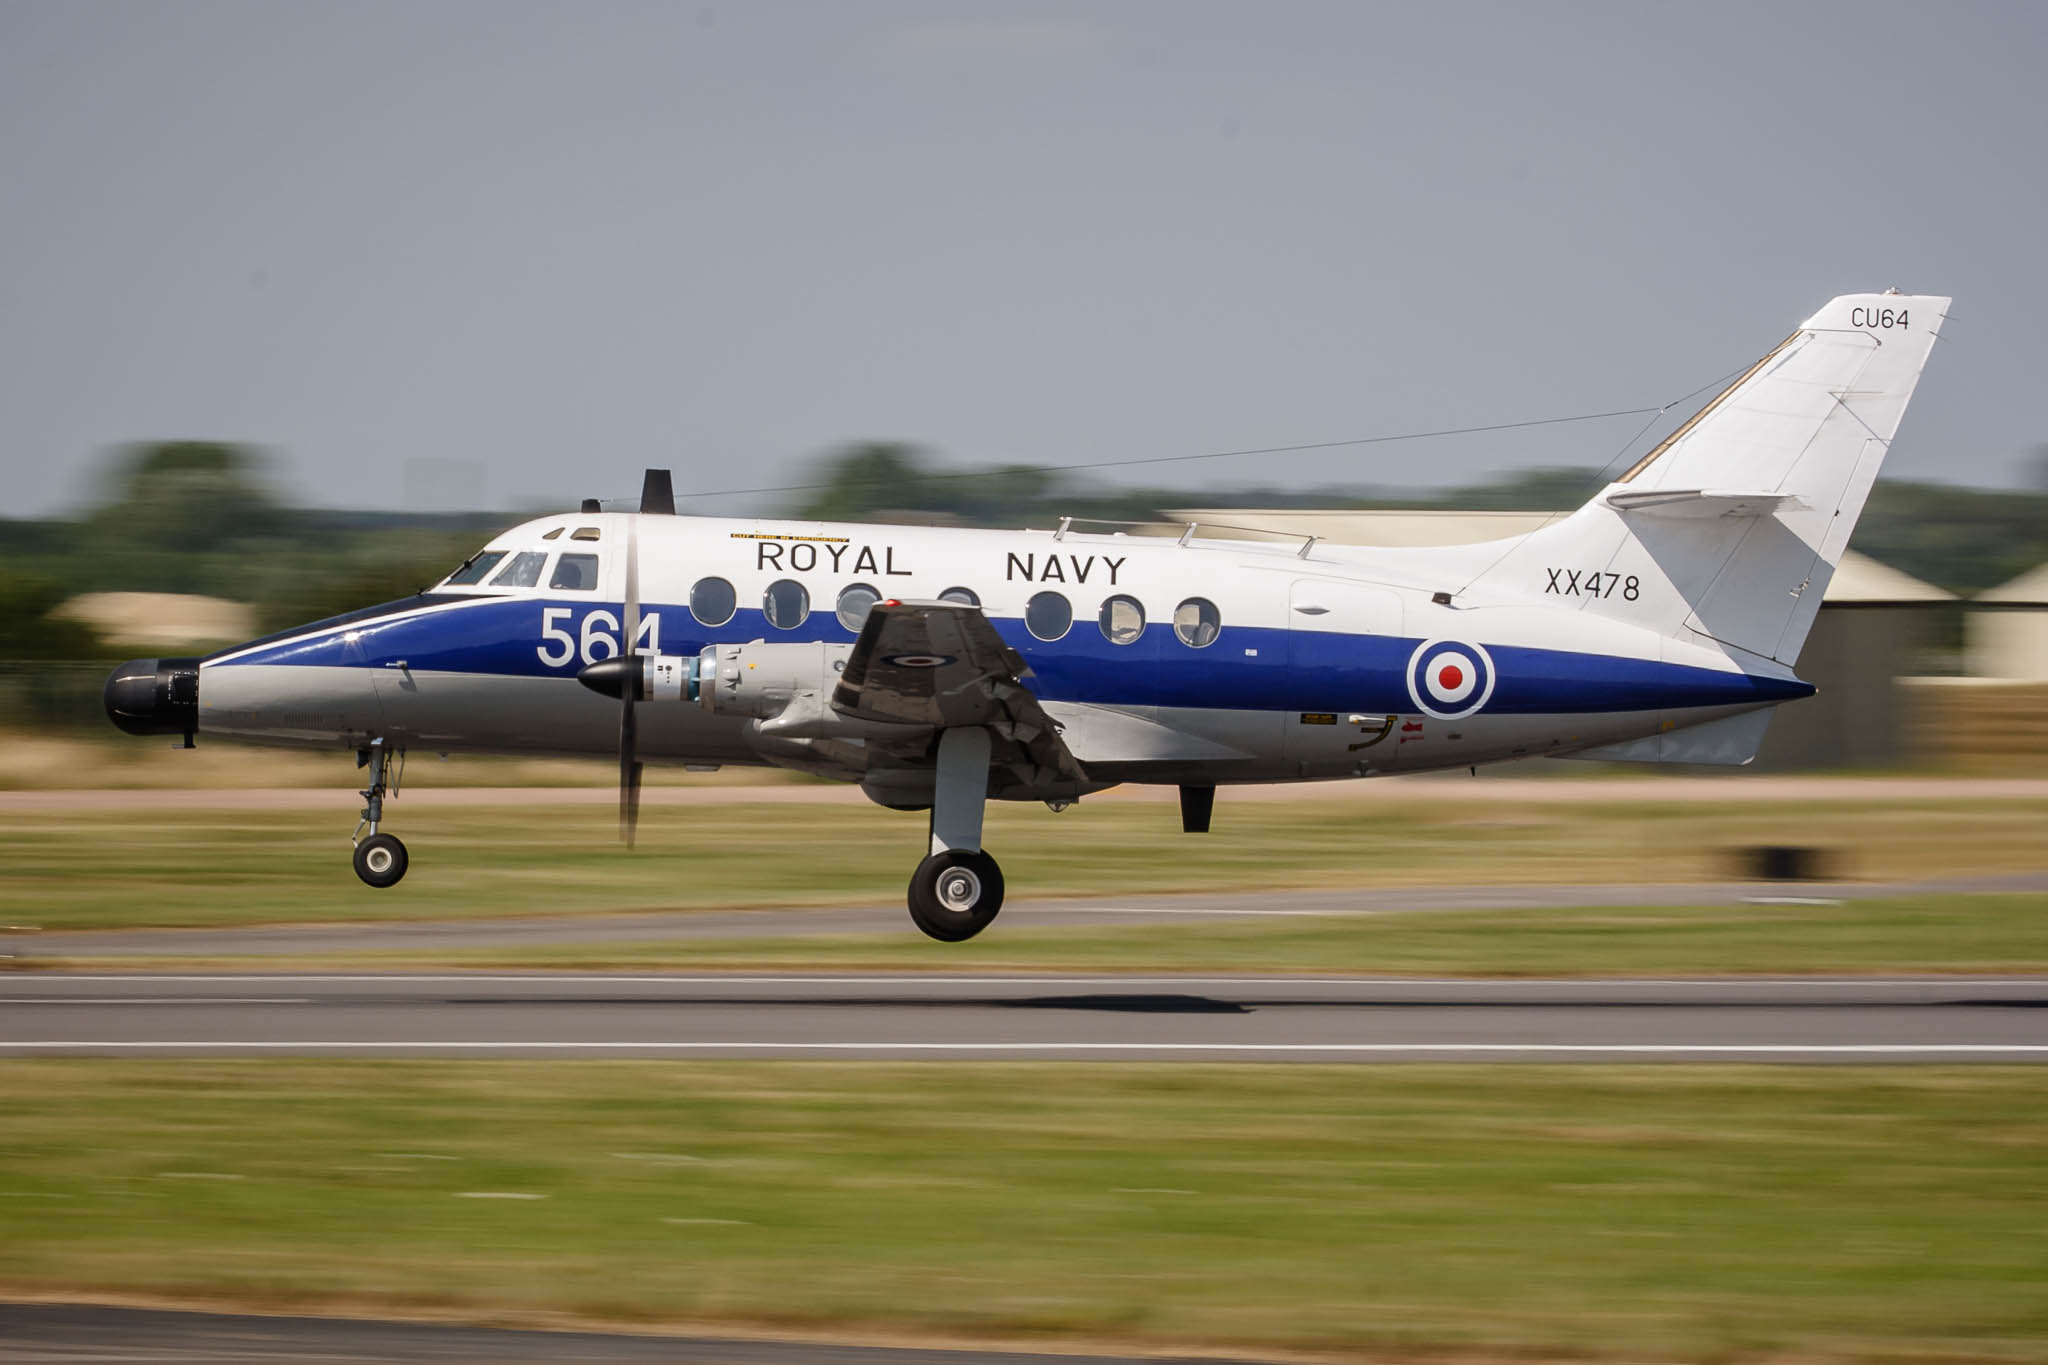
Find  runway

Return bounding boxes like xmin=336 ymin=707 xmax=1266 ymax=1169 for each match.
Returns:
xmin=5 ymin=972 xmax=2046 ymax=1061
xmin=0 ymin=1303 xmax=1270 ymax=1365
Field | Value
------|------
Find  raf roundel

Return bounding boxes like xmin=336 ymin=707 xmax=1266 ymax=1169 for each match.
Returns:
xmin=1405 ymin=639 xmax=1497 ymax=720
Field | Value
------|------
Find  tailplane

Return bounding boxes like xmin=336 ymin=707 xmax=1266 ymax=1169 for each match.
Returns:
xmin=1459 ymin=292 xmax=1948 ymax=666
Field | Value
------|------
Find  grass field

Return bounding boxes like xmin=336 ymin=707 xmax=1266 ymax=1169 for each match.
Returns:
xmin=201 ymin=892 xmax=2040 ymax=976
xmin=6 ymin=793 xmax=2046 ymax=935
xmin=3 ymin=1061 xmax=2045 ymax=1362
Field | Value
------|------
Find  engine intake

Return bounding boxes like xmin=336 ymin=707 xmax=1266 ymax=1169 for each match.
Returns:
xmin=104 ymin=657 xmax=200 ymax=739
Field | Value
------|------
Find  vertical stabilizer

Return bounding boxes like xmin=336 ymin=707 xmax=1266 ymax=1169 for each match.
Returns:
xmin=1459 ymin=293 xmax=1947 ymax=665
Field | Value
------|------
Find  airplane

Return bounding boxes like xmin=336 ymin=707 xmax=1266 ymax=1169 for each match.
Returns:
xmin=104 ymin=292 xmax=1945 ymax=941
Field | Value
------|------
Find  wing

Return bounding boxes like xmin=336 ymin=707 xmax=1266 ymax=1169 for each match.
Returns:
xmin=834 ymin=599 xmax=1086 ymax=787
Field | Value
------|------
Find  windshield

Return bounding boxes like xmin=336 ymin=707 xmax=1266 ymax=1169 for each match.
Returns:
xmin=443 ymin=550 xmax=507 ymax=586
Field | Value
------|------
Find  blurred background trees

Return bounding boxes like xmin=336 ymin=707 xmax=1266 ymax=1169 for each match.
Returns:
xmin=0 ymin=441 xmax=496 ymax=641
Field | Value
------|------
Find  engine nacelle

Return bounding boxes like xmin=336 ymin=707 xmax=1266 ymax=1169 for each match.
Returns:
xmin=578 ymin=643 xmax=854 ymax=721
xmin=576 ymin=652 xmax=711 ymax=705
xmin=695 ymin=641 xmax=852 ymax=719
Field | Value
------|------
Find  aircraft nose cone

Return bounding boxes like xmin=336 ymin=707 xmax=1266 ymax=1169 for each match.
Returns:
xmin=104 ymin=658 xmax=200 ymax=737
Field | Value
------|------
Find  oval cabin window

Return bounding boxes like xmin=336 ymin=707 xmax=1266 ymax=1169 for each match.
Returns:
xmin=836 ymin=583 xmax=881 ymax=632
xmin=1025 ymin=591 xmax=1072 ymax=642
xmin=1099 ymin=594 xmax=1145 ymax=645
xmin=1174 ymin=597 xmax=1221 ymax=648
xmin=690 ymin=577 xmax=737 ymax=627
xmin=764 ymin=579 xmax=810 ymax=629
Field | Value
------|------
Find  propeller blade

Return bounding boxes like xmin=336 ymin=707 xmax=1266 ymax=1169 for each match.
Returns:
xmin=618 ymin=515 xmax=643 ymax=848
xmin=621 ymin=691 xmax=642 ymax=848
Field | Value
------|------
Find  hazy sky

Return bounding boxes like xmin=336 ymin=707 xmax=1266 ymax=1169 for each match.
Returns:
xmin=3 ymin=0 xmax=2044 ymax=517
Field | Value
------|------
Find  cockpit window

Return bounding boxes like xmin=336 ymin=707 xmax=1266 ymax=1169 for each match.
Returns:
xmin=571 ymin=527 xmax=602 ymax=541
xmin=489 ymin=551 xmax=548 ymax=588
xmin=541 ymin=527 xmax=564 ymax=540
xmin=444 ymin=550 xmax=507 ymax=586
xmin=550 ymin=553 xmax=600 ymax=591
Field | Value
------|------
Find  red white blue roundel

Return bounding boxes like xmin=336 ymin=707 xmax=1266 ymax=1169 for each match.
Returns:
xmin=1405 ymin=638 xmax=1497 ymax=720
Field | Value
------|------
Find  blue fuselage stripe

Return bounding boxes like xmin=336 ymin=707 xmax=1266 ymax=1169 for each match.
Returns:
xmin=214 ymin=596 xmax=1815 ymax=715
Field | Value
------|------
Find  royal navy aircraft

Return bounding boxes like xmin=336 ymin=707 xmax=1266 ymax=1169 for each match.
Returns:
xmin=105 ymin=292 xmax=1945 ymax=940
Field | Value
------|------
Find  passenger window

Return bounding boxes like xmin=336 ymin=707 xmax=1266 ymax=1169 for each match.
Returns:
xmin=489 ymin=551 xmax=548 ymax=588
xmin=764 ymin=579 xmax=810 ymax=629
xmin=549 ymin=553 xmax=600 ymax=591
xmin=836 ymin=583 xmax=881 ymax=632
xmin=571 ymin=527 xmax=602 ymax=542
xmin=1174 ymin=596 xmax=1221 ymax=647
xmin=444 ymin=550 xmax=506 ymax=586
xmin=690 ymin=576 xmax=737 ymax=627
xmin=1026 ymin=590 xmax=1072 ymax=641
xmin=939 ymin=587 xmax=980 ymax=608
xmin=1099 ymin=595 xmax=1145 ymax=645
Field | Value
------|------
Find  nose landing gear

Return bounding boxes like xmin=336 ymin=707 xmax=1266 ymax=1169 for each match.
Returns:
xmin=351 ymin=738 xmax=408 ymax=888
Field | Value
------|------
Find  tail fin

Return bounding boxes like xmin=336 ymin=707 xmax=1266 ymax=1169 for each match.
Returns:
xmin=1460 ymin=293 xmax=1948 ymax=665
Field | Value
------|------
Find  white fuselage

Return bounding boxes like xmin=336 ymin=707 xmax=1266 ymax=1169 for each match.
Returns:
xmin=196 ymin=510 xmax=1809 ymax=797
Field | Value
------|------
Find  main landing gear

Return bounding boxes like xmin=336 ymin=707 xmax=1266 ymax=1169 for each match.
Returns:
xmin=351 ymin=738 xmax=408 ymax=889
xmin=907 ymin=728 xmax=1003 ymax=942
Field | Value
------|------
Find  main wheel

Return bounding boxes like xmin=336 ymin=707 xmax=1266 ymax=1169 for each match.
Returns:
xmin=353 ymin=832 xmax=409 ymax=888
xmin=907 ymin=849 xmax=1004 ymax=942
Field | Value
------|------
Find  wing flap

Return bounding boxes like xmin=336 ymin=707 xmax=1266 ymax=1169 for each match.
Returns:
xmin=834 ymin=600 xmax=1085 ymax=786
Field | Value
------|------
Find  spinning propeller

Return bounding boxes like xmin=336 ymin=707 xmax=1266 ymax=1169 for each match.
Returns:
xmin=618 ymin=513 xmax=643 ymax=846
xmin=577 ymin=470 xmax=675 ymax=847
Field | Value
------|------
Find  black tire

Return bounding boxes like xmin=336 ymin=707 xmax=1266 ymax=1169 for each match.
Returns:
xmin=907 ymin=849 xmax=1004 ymax=942
xmin=353 ymin=833 xmax=409 ymax=889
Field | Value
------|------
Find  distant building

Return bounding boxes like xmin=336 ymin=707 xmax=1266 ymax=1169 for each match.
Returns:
xmin=1967 ymin=565 xmax=2048 ymax=681
xmin=55 ymin=592 xmax=255 ymax=651
xmin=1162 ymin=508 xmax=1954 ymax=770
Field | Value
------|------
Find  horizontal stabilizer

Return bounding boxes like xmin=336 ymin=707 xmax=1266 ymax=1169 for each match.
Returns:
xmin=1604 ymin=488 xmax=1807 ymax=519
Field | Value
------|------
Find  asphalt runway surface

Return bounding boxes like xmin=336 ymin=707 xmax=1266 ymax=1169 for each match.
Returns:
xmin=0 ymin=1303 xmax=1274 ymax=1365
xmin=5 ymin=970 xmax=2046 ymax=1061
xmin=13 ymin=871 xmax=2045 ymax=959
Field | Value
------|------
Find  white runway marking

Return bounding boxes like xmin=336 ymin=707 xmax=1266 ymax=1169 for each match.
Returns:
xmin=16 ymin=974 xmax=2038 ymax=987
xmin=4 ymin=1041 xmax=2046 ymax=1056
xmin=2 ymin=997 xmax=309 ymax=1005
xmin=1044 ymin=906 xmax=1340 ymax=916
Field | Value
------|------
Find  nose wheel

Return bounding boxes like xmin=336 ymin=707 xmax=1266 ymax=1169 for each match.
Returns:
xmin=353 ymin=833 xmax=409 ymax=888
xmin=350 ymin=738 xmax=409 ymax=888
